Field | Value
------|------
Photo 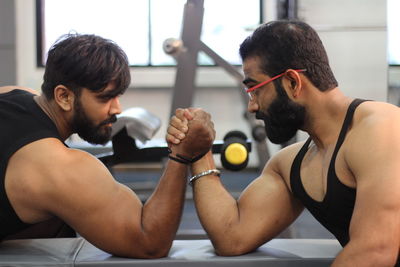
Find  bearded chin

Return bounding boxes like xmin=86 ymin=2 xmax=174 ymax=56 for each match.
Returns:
xmin=72 ymin=99 xmax=114 ymax=145
xmin=263 ymin=116 xmax=300 ymax=144
xmin=74 ymin=116 xmax=112 ymax=145
xmin=257 ymin=84 xmax=306 ymax=145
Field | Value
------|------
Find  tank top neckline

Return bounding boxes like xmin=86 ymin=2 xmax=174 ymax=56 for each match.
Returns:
xmin=290 ymin=99 xmax=367 ymax=205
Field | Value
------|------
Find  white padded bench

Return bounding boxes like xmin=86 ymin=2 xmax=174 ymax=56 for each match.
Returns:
xmin=0 ymin=238 xmax=341 ymax=266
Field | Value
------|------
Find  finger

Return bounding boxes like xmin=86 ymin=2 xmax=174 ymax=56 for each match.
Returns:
xmin=166 ymin=132 xmax=182 ymax=145
xmin=187 ymin=108 xmax=204 ymax=119
xmin=190 ymin=111 xmax=203 ymax=121
xmin=190 ymin=109 xmax=211 ymax=121
xmin=183 ymin=109 xmax=194 ymax=120
xmin=170 ymin=116 xmax=188 ymax=133
xmin=175 ymin=108 xmax=190 ymax=121
xmin=167 ymin=124 xmax=186 ymax=140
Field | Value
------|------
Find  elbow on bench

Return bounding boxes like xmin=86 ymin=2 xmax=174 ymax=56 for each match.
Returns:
xmin=111 ymin=238 xmax=173 ymax=259
xmin=213 ymin=240 xmax=255 ymax=257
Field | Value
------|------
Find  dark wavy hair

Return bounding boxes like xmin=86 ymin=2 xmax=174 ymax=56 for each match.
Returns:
xmin=239 ymin=20 xmax=338 ymax=91
xmin=41 ymin=33 xmax=131 ymax=99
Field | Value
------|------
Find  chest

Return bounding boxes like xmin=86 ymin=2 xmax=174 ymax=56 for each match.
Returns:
xmin=297 ymin=144 xmax=356 ymax=202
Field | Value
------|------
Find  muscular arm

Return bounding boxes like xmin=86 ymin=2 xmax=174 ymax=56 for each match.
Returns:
xmin=332 ymin=104 xmax=400 ymax=266
xmin=190 ymin=151 xmax=303 ymax=256
xmin=10 ymin=140 xmax=187 ymax=258
xmin=7 ymin=110 xmax=214 ymax=258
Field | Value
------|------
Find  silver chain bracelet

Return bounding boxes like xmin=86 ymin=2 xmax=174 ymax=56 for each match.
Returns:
xmin=189 ymin=169 xmax=221 ymax=186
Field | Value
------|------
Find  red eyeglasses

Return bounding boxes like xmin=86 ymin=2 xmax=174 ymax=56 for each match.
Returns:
xmin=245 ymin=69 xmax=306 ymax=99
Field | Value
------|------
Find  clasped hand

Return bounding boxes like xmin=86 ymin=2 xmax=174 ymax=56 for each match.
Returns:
xmin=166 ymin=108 xmax=215 ymax=161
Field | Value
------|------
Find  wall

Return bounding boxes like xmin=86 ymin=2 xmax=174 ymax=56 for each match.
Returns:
xmin=293 ymin=0 xmax=387 ymax=143
xmin=298 ymin=0 xmax=387 ymax=102
xmin=14 ymin=0 xmax=388 ymax=96
xmin=14 ymin=0 xmax=242 ymax=89
xmin=0 ymin=0 xmax=16 ymax=85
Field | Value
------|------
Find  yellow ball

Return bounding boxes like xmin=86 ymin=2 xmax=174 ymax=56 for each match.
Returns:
xmin=225 ymin=143 xmax=247 ymax=165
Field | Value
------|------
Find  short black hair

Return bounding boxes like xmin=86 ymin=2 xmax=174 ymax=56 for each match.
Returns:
xmin=239 ymin=20 xmax=338 ymax=91
xmin=41 ymin=33 xmax=131 ymax=99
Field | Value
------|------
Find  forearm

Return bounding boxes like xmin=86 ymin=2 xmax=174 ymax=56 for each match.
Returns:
xmin=194 ymin=181 xmax=242 ymax=254
xmin=140 ymin=160 xmax=188 ymax=255
xmin=191 ymin=152 xmax=242 ymax=254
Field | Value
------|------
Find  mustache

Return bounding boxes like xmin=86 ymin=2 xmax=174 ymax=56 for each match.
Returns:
xmin=100 ymin=115 xmax=117 ymax=126
xmin=255 ymin=111 xmax=267 ymax=120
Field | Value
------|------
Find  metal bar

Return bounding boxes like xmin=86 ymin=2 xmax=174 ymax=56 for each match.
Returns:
xmin=198 ymin=41 xmax=244 ymax=84
xmin=169 ymin=0 xmax=270 ymax=170
xmin=169 ymin=0 xmax=204 ymax=117
xmin=199 ymin=41 xmax=270 ymax=168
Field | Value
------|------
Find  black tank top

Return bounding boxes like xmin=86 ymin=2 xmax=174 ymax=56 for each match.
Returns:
xmin=290 ymin=99 xmax=366 ymax=247
xmin=0 ymin=89 xmax=61 ymax=238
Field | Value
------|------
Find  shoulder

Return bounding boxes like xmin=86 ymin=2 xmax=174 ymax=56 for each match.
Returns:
xmin=20 ymin=138 xmax=112 ymax=189
xmin=349 ymin=101 xmax=400 ymax=140
xmin=0 ymin=86 xmax=38 ymax=95
xmin=354 ymin=101 xmax=400 ymax=124
xmin=263 ymin=140 xmax=308 ymax=184
xmin=7 ymin=137 xmax=114 ymax=214
xmin=30 ymin=140 xmax=119 ymax=212
xmin=51 ymin=142 xmax=111 ymax=180
xmin=345 ymin=101 xmax=400 ymax=174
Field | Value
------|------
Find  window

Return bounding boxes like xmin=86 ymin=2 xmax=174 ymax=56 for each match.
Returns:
xmin=37 ymin=0 xmax=261 ymax=66
xmin=388 ymin=0 xmax=400 ymax=65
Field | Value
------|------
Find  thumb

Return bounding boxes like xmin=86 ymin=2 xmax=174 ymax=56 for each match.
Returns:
xmin=183 ymin=109 xmax=195 ymax=120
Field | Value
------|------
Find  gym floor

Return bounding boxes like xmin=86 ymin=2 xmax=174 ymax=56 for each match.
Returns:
xmin=113 ymin=167 xmax=335 ymax=240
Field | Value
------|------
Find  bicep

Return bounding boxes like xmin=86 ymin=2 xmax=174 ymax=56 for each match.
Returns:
xmin=347 ymin=118 xmax=400 ymax=251
xmin=347 ymin=168 xmax=400 ymax=259
xmin=44 ymin=153 xmax=144 ymax=254
xmin=235 ymin=166 xmax=303 ymax=248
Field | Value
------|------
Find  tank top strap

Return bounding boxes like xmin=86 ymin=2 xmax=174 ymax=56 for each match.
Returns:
xmin=290 ymin=137 xmax=312 ymax=198
xmin=290 ymin=99 xmax=368 ymax=199
xmin=332 ymin=99 xmax=368 ymax=153
xmin=326 ymin=98 xmax=369 ymax=201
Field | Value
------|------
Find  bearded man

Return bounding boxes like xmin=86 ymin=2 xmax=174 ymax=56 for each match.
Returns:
xmin=0 ymin=34 xmax=215 ymax=258
xmin=167 ymin=20 xmax=400 ymax=266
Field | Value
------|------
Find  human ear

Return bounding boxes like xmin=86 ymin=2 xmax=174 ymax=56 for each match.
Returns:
xmin=285 ymin=69 xmax=303 ymax=98
xmin=53 ymin=85 xmax=74 ymax=111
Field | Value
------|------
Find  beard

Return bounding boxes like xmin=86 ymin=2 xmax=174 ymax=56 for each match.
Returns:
xmin=71 ymin=98 xmax=117 ymax=145
xmin=256 ymin=81 xmax=306 ymax=144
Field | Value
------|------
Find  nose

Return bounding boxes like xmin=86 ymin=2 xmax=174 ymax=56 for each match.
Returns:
xmin=247 ymin=98 xmax=259 ymax=113
xmin=110 ymin=97 xmax=122 ymax=115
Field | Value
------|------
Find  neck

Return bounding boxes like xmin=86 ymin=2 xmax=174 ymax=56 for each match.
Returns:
xmin=302 ymin=88 xmax=353 ymax=149
xmin=34 ymin=94 xmax=72 ymax=141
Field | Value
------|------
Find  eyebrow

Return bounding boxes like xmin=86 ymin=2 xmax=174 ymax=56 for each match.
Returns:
xmin=97 ymin=88 xmax=121 ymax=99
xmin=242 ymin=77 xmax=258 ymax=86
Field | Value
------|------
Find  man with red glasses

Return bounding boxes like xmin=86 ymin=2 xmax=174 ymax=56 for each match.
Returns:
xmin=168 ymin=20 xmax=400 ymax=266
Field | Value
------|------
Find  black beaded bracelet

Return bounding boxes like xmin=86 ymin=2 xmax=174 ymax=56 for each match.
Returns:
xmin=168 ymin=148 xmax=207 ymax=165
xmin=168 ymin=154 xmax=190 ymax=164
